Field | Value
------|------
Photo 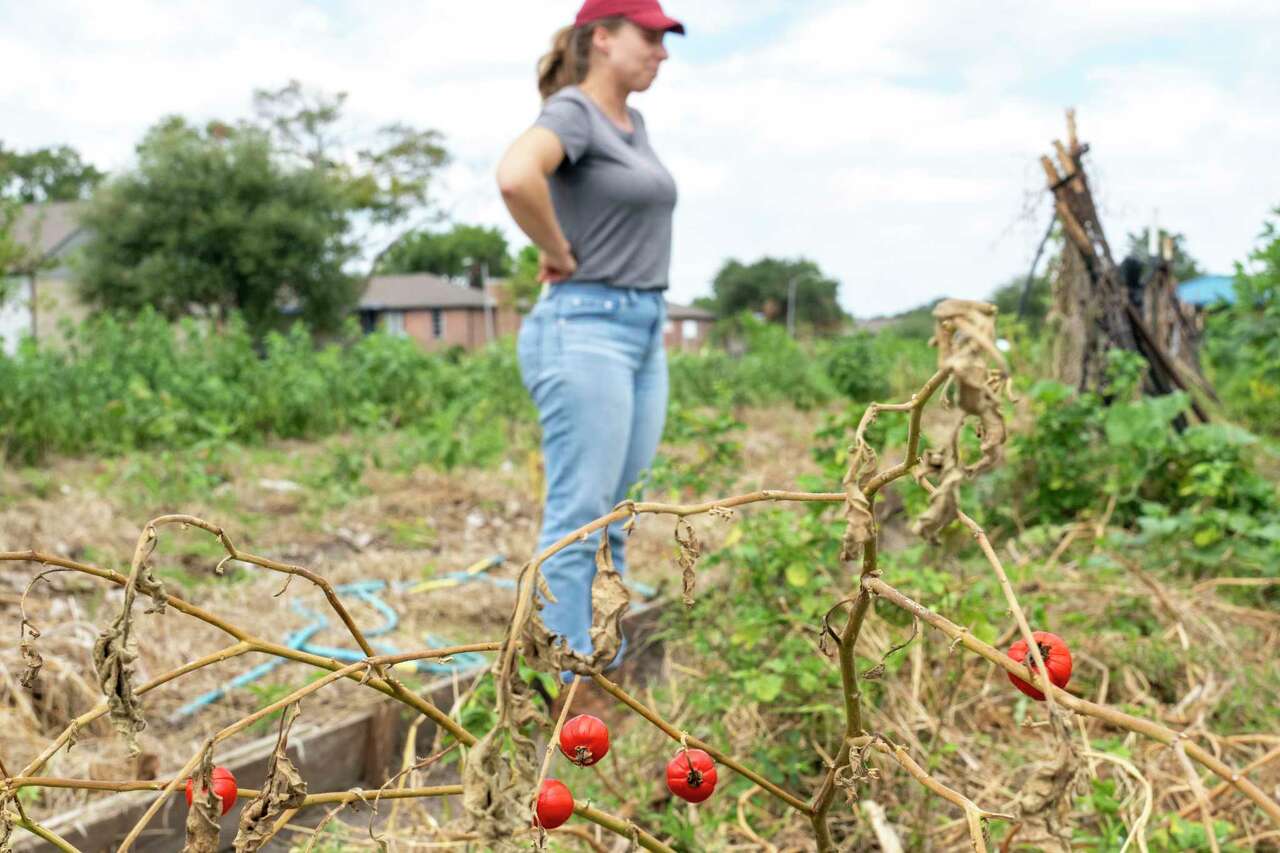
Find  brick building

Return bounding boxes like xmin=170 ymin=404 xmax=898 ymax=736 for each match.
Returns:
xmin=357 ymin=273 xmax=520 ymax=351
xmin=663 ymin=301 xmax=715 ymax=351
xmin=359 ymin=273 xmax=716 ymax=353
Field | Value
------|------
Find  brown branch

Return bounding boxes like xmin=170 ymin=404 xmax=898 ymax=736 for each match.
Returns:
xmin=114 ymin=644 xmax=488 ymax=851
xmin=810 ymin=368 xmax=952 ymax=849
xmin=0 ymin=551 xmax=489 ymax=754
xmin=13 ymin=818 xmax=80 ymax=853
xmin=495 ymin=488 xmax=844 ymax=717
xmin=589 ymin=672 xmax=813 ymax=815
xmin=865 ymin=576 xmax=1280 ymax=826
xmin=122 ymin=515 xmax=435 ymax=729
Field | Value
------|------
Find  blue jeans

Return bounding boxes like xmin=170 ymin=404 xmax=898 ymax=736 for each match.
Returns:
xmin=516 ymin=283 xmax=668 ymax=677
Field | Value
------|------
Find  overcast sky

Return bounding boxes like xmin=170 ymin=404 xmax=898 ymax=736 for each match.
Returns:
xmin=2 ymin=0 xmax=1277 ymax=317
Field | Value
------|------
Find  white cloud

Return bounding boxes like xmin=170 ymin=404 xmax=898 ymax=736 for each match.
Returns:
xmin=1 ymin=0 xmax=1275 ymax=317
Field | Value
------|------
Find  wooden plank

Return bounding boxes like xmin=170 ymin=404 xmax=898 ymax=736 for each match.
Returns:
xmin=13 ymin=708 xmax=390 ymax=853
xmin=1039 ymin=154 xmax=1062 ymax=188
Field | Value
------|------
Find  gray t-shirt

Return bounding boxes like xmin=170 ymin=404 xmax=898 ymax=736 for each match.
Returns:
xmin=534 ymin=86 xmax=677 ymax=290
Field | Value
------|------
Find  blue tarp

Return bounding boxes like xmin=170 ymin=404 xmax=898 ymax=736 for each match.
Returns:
xmin=1178 ymin=275 xmax=1236 ymax=307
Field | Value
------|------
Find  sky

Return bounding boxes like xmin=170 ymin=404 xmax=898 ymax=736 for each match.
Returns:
xmin=2 ymin=0 xmax=1277 ymax=318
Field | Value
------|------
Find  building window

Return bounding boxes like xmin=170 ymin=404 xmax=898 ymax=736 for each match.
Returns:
xmin=431 ymin=309 xmax=445 ymax=339
xmin=383 ymin=310 xmax=406 ymax=337
xmin=682 ymin=320 xmax=699 ymax=341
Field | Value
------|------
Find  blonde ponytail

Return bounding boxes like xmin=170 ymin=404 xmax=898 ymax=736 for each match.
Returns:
xmin=537 ymin=18 xmax=626 ymax=100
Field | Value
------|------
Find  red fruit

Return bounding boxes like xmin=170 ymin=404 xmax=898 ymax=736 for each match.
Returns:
xmin=534 ymin=778 xmax=574 ymax=829
xmin=184 ymin=766 xmax=238 ymax=815
xmin=559 ymin=714 xmax=610 ymax=767
xmin=1007 ymin=631 xmax=1073 ymax=701
xmin=666 ymin=748 xmax=717 ymax=803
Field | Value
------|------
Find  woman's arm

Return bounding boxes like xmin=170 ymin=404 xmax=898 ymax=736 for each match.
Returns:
xmin=496 ymin=127 xmax=577 ymax=282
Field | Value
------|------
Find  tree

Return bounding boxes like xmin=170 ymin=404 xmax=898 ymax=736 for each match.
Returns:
xmin=0 ymin=201 xmax=22 ymax=303
xmin=1203 ymin=207 xmax=1280 ymax=435
xmin=0 ymin=143 xmax=104 ymax=203
xmin=252 ymin=80 xmax=449 ymax=260
xmin=989 ymin=273 xmax=1052 ymax=332
xmin=76 ymin=82 xmax=450 ymax=335
xmin=76 ymin=117 xmax=360 ymax=335
xmin=377 ymin=224 xmax=513 ymax=280
xmin=1125 ymin=227 xmax=1204 ymax=282
xmin=506 ymin=245 xmax=541 ymax=311
xmin=708 ymin=257 xmax=847 ymax=331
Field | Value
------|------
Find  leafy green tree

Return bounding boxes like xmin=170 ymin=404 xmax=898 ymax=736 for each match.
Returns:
xmin=76 ymin=117 xmax=360 ymax=335
xmin=989 ymin=273 xmax=1052 ymax=332
xmin=76 ymin=81 xmax=449 ymax=336
xmin=252 ymin=80 xmax=448 ymax=235
xmin=1204 ymin=208 xmax=1280 ymax=435
xmin=1125 ymin=227 xmax=1204 ymax=282
xmin=708 ymin=256 xmax=847 ymax=331
xmin=0 ymin=200 xmax=25 ymax=313
xmin=377 ymin=224 xmax=512 ymax=279
xmin=0 ymin=199 xmax=22 ymax=274
xmin=506 ymin=245 xmax=541 ymax=312
xmin=0 ymin=143 xmax=104 ymax=203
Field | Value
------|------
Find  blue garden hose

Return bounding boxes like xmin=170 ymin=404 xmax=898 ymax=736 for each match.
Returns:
xmin=169 ymin=560 xmax=657 ymax=721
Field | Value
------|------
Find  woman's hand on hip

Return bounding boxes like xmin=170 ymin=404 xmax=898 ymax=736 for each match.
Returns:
xmin=539 ymin=244 xmax=577 ymax=284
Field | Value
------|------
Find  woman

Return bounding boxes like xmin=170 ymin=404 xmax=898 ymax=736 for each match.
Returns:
xmin=496 ymin=0 xmax=683 ymax=681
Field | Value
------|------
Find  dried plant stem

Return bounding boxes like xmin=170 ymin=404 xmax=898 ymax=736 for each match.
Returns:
xmin=18 ymin=640 xmax=253 ymax=777
xmin=533 ymin=675 xmax=581 ymax=825
xmin=1174 ymin=741 xmax=1222 ymax=853
xmin=590 ymin=672 xmax=812 ymax=815
xmin=811 ymin=368 xmax=951 ymax=849
xmin=1083 ymin=749 xmax=1153 ymax=853
xmin=810 ymin=588 xmax=873 ymax=850
xmin=0 ymin=551 xmax=490 ymax=752
xmin=1177 ymin=745 xmax=1280 ymax=818
xmin=574 ymin=802 xmax=676 ymax=853
xmin=861 ymin=368 xmax=952 ymax=495
xmin=862 ymin=735 xmax=1016 ymax=852
xmin=3 ymin=778 xmax=462 ymax=807
xmin=497 ymin=489 xmax=845 ymax=697
xmin=119 ymin=515 xmax=432 ymax=736
xmin=113 ymin=647 xmax=476 ymax=852
xmin=13 ymin=818 xmax=79 ymax=853
xmin=866 ymin=576 xmax=1280 ymax=826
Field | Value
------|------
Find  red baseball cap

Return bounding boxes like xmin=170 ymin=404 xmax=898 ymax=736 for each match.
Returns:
xmin=574 ymin=0 xmax=685 ymax=35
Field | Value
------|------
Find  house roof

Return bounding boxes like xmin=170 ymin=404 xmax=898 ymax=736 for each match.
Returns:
xmin=1178 ymin=275 xmax=1236 ymax=307
xmin=14 ymin=202 xmax=86 ymax=260
xmin=666 ymin=301 xmax=715 ymax=321
xmin=358 ymin=274 xmax=488 ymax=309
xmin=359 ymin=275 xmax=719 ymax=319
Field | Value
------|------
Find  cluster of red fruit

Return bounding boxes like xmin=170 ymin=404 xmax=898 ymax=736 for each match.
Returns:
xmin=182 ymin=636 xmax=1071 ymax=833
xmin=535 ymin=713 xmax=718 ymax=830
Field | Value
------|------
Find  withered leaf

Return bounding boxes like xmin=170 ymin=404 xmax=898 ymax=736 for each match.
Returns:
xmin=520 ymin=531 xmax=630 ymax=677
xmin=182 ymin=750 xmax=223 ymax=853
xmin=460 ymin=724 xmax=537 ymax=852
xmin=909 ymin=300 xmax=1010 ymax=542
xmin=92 ymin=619 xmax=146 ymax=755
xmin=674 ymin=518 xmax=701 ymax=607
xmin=18 ymin=625 xmax=42 ymax=690
xmin=840 ymin=441 xmax=877 ymax=561
xmin=234 ymin=703 xmax=307 ymax=852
